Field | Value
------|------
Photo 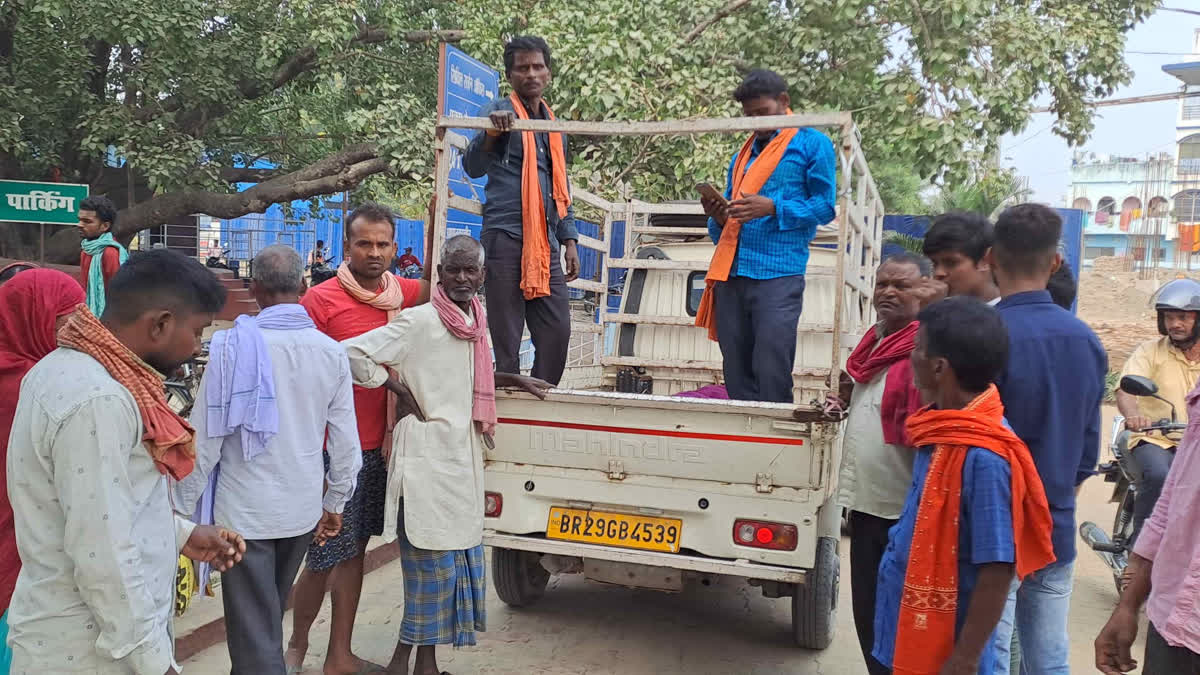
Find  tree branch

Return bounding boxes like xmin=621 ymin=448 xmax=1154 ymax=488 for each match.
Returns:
xmin=219 ymin=166 xmax=285 ymax=183
xmin=683 ymin=0 xmax=751 ymax=44
xmin=113 ymin=144 xmax=389 ymax=236
xmin=133 ymin=28 xmax=467 ymax=130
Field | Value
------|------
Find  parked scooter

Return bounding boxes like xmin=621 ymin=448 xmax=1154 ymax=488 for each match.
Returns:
xmin=1079 ymin=374 xmax=1186 ymax=593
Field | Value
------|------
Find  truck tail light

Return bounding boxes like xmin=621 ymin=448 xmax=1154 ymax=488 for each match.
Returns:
xmin=733 ymin=519 xmax=798 ymax=551
xmin=484 ymin=492 xmax=503 ymax=518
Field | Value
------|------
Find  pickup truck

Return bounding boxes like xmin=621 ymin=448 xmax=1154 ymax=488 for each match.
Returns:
xmin=434 ymin=112 xmax=883 ymax=648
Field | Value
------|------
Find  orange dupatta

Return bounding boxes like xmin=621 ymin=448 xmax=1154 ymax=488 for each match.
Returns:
xmin=694 ymin=124 xmax=799 ymax=341
xmin=56 ymin=305 xmax=197 ymax=480
xmin=510 ymin=92 xmax=572 ymax=300
xmin=894 ymin=385 xmax=1055 ymax=675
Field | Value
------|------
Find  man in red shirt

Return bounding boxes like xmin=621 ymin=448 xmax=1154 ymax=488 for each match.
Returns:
xmin=77 ymin=196 xmax=126 ymax=316
xmin=286 ymin=202 xmax=430 ymax=675
xmin=396 ymin=247 xmax=420 ymax=270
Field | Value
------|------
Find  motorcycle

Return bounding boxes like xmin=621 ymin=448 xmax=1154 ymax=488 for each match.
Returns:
xmin=1079 ymin=374 xmax=1185 ymax=593
xmin=205 ymin=248 xmax=232 ymax=270
xmin=310 ymin=261 xmax=336 ymax=285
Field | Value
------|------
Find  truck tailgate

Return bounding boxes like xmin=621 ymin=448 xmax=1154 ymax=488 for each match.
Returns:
xmin=492 ymin=390 xmax=821 ymax=489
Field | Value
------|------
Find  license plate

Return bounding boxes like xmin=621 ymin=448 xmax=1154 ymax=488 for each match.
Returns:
xmin=546 ymin=507 xmax=682 ymax=553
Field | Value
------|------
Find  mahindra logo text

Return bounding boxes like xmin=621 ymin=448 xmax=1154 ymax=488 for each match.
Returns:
xmin=528 ymin=428 xmax=706 ymax=464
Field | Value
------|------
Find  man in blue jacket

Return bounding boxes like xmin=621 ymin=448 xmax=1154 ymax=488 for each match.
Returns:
xmin=987 ymin=203 xmax=1107 ymax=674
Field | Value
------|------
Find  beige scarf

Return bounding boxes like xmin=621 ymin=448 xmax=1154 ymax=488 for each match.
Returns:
xmin=336 ymin=262 xmax=406 ymax=451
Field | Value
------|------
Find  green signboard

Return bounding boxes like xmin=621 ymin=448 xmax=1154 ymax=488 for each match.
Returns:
xmin=0 ymin=179 xmax=89 ymax=225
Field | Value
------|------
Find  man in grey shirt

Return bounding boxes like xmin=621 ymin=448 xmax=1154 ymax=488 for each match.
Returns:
xmin=464 ymin=35 xmax=579 ymax=385
xmin=175 ymin=245 xmax=362 ymax=674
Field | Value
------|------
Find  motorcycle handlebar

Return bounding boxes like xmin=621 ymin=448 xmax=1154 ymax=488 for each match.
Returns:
xmin=1139 ymin=423 xmax=1188 ymax=433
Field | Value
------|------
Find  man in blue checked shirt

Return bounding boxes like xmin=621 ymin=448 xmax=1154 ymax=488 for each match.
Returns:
xmin=699 ymin=69 xmax=837 ymax=402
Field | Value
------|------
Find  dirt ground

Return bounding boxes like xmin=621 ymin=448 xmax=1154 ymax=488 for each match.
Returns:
xmin=169 ymin=258 xmax=1171 ymax=672
xmin=182 ymin=404 xmax=1145 ymax=675
xmin=1077 ymin=256 xmax=1193 ymax=369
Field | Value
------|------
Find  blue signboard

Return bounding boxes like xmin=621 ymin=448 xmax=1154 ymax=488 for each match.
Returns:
xmin=442 ymin=45 xmax=500 ymax=241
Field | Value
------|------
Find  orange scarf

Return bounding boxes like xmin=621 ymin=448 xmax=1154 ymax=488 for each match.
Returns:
xmin=694 ymin=124 xmax=798 ymax=341
xmin=894 ymin=385 xmax=1055 ymax=675
xmin=56 ymin=306 xmax=196 ymax=480
xmin=509 ymin=91 xmax=571 ymax=300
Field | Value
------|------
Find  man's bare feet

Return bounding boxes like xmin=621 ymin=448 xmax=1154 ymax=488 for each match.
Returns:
xmin=284 ymin=639 xmax=307 ymax=673
xmin=323 ymin=654 xmax=387 ymax=675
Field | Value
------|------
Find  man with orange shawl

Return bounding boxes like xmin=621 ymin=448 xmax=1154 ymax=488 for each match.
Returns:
xmin=872 ymin=297 xmax=1055 ymax=675
xmin=696 ymin=69 xmax=836 ymax=403
xmin=287 ymin=202 xmax=431 ymax=675
xmin=464 ymin=35 xmax=580 ymax=386
xmin=6 ymin=250 xmax=245 ymax=673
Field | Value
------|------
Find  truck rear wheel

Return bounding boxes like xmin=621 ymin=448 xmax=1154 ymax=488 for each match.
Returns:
xmin=492 ymin=547 xmax=550 ymax=607
xmin=791 ymin=536 xmax=839 ymax=649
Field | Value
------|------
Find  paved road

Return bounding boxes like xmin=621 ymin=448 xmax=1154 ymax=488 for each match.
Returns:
xmin=184 ymin=406 xmax=1148 ymax=674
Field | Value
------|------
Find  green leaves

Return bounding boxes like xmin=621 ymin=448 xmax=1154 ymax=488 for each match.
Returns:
xmin=0 ymin=0 xmax=1158 ymax=229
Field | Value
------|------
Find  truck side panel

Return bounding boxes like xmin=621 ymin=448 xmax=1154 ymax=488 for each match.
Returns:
xmin=491 ymin=394 xmax=822 ymax=489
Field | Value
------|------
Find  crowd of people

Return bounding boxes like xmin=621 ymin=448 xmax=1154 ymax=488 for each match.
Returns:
xmin=1 ymin=30 xmax=1200 ymax=675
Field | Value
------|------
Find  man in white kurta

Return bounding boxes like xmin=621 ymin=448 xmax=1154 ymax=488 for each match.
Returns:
xmin=346 ymin=299 xmax=487 ymax=553
xmin=5 ymin=248 xmax=244 ymax=674
xmin=7 ymin=351 xmax=194 ymax=674
xmin=343 ymin=235 xmax=548 ymax=675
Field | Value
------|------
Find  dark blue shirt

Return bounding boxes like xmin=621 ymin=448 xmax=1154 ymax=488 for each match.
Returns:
xmin=705 ymin=128 xmax=836 ymax=279
xmin=463 ymin=97 xmax=579 ymax=250
xmin=873 ymin=443 xmax=1015 ymax=674
xmin=995 ymin=290 xmax=1107 ymax=563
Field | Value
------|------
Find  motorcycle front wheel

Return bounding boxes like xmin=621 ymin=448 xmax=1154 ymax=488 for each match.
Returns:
xmin=1111 ymin=486 xmax=1136 ymax=593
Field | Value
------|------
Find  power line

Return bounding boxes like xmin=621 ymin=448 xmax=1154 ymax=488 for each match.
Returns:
xmin=1161 ymin=6 xmax=1200 ymax=17
xmin=1030 ymin=89 xmax=1200 ymax=113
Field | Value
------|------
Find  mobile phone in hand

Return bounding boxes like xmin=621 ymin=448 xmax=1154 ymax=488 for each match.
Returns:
xmin=696 ymin=183 xmax=726 ymax=205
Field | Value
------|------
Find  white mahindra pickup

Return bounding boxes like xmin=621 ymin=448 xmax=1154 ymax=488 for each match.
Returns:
xmin=432 ymin=111 xmax=883 ymax=648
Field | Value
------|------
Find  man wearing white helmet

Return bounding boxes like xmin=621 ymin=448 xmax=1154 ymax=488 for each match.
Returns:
xmin=1117 ymin=277 xmax=1200 ymax=546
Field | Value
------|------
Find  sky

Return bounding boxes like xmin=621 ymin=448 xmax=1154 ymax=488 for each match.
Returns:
xmin=1000 ymin=9 xmax=1198 ymax=205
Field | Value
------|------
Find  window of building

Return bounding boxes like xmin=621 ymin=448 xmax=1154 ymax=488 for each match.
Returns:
xmin=1180 ymin=135 xmax=1200 ymax=176
xmin=1096 ymin=196 xmax=1116 ymax=215
xmin=1176 ymin=189 xmax=1200 ymax=222
xmin=1084 ymin=246 xmax=1116 ymax=259
xmin=1149 ymin=196 xmax=1169 ymax=217
xmin=1072 ymin=197 xmax=1092 ymax=211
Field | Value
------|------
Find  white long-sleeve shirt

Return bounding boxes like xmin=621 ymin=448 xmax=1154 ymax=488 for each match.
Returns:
xmin=6 ymin=348 xmax=195 ymax=674
xmin=174 ymin=322 xmax=363 ymax=540
xmin=343 ymin=303 xmax=485 ymax=551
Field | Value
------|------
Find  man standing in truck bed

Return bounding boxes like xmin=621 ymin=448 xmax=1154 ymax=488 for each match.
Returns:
xmin=696 ymin=68 xmax=837 ymax=403
xmin=464 ymin=35 xmax=580 ymax=386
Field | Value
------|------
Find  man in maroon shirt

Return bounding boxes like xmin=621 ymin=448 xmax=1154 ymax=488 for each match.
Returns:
xmin=286 ymin=202 xmax=430 ymax=675
xmin=76 ymin=196 xmax=124 ymax=315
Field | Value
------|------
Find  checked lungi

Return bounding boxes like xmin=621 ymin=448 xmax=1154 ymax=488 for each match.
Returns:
xmin=396 ymin=499 xmax=486 ymax=647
